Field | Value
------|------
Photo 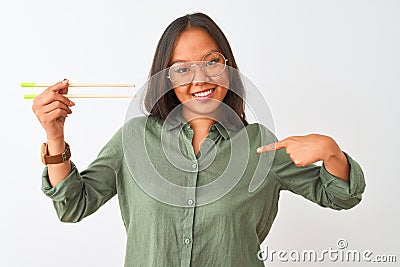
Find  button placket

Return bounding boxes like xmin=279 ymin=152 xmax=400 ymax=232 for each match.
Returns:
xmin=180 ymin=126 xmax=198 ymax=267
xmin=180 ymin=174 xmax=197 ymax=267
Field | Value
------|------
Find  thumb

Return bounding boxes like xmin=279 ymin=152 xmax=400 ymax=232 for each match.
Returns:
xmin=58 ymin=79 xmax=69 ymax=95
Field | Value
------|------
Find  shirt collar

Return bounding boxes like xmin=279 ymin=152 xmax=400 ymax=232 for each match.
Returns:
xmin=164 ymin=110 xmax=186 ymax=131
xmin=163 ymin=111 xmax=231 ymax=140
xmin=212 ymin=122 xmax=229 ymax=140
xmin=164 ymin=105 xmax=243 ymax=140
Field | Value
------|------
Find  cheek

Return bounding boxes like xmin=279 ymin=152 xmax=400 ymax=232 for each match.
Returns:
xmin=173 ymin=86 xmax=189 ymax=102
xmin=210 ymin=70 xmax=229 ymax=89
xmin=219 ymin=87 xmax=229 ymax=101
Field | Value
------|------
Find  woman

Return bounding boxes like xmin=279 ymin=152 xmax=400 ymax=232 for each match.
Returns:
xmin=32 ymin=13 xmax=366 ymax=266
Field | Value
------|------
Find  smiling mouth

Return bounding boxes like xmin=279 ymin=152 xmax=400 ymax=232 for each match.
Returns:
xmin=192 ymin=88 xmax=215 ymax=97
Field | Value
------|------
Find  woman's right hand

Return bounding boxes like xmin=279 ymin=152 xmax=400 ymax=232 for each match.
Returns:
xmin=32 ymin=79 xmax=75 ymax=141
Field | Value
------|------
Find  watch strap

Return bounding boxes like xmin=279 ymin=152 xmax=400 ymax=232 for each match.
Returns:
xmin=41 ymin=142 xmax=71 ymax=165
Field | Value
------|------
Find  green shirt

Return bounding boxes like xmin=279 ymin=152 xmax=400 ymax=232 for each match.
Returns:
xmin=41 ymin=116 xmax=366 ymax=267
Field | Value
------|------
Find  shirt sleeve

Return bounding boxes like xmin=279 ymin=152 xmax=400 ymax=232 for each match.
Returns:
xmin=272 ymin=142 xmax=366 ymax=210
xmin=41 ymin=127 xmax=123 ymax=222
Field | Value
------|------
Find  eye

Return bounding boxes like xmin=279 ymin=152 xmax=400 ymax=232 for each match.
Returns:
xmin=205 ymin=57 xmax=220 ymax=66
xmin=175 ymin=67 xmax=191 ymax=74
xmin=171 ymin=63 xmax=191 ymax=74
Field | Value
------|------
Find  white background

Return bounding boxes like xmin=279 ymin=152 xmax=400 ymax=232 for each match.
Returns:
xmin=1 ymin=0 xmax=399 ymax=266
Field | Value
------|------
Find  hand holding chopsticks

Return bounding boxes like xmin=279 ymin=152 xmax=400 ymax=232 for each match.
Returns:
xmin=31 ymin=80 xmax=76 ymax=141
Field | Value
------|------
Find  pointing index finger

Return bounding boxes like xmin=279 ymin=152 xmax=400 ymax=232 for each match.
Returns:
xmin=256 ymin=139 xmax=287 ymax=153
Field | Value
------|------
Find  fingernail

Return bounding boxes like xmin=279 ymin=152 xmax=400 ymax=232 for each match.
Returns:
xmin=257 ymin=147 xmax=262 ymax=153
xmin=70 ymin=100 xmax=75 ymax=106
xmin=62 ymin=78 xmax=69 ymax=84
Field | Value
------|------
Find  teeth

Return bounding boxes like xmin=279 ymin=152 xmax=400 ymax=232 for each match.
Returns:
xmin=193 ymin=89 xmax=214 ymax=97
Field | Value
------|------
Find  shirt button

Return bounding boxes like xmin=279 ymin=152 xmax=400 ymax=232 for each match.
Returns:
xmin=188 ymin=199 xmax=194 ymax=205
xmin=192 ymin=163 xmax=197 ymax=169
xmin=184 ymin=238 xmax=190 ymax=244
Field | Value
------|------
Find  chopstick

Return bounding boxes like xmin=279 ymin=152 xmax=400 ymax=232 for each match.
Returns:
xmin=24 ymin=94 xmax=135 ymax=99
xmin=22 ymin=82 xmax=136 ymax=99
xmin=21 ymin=82 xmax=135 ymax=88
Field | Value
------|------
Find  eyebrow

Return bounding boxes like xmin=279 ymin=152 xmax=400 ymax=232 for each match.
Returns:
xmin=169 ymin=49 xmax=221 ymax=65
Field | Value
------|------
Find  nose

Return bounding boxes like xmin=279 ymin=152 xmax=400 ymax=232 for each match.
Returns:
xmin=191 ymin=64 xmax=211 ymax=85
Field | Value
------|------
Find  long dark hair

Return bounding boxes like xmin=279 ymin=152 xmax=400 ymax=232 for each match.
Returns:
xmin=144 ymin=12 xmax=248 ymax=126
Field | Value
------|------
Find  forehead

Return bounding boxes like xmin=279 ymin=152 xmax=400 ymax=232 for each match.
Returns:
xmin=171 ymin=27 xmax=221 ymax=62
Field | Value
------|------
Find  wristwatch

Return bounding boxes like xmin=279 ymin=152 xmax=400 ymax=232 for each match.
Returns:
xmin=41 ymin=142 xmax=71 ymax=165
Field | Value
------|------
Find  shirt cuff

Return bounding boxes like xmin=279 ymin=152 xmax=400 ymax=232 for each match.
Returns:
xmin=41 ymin=161 xmax=83 ymax=201
xmin=320 ymin=151 xmax=366 ymax=200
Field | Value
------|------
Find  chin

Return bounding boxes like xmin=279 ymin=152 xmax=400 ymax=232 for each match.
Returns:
xmin=181 ymin=97 xmax=224 ymax=118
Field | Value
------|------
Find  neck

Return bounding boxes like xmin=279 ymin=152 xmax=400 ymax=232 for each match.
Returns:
xmin=181 ymin=107 xmax=217 ymax=132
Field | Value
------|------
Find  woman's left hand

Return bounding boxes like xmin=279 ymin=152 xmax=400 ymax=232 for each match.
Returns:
xmin=257 ymin=134 xmax=342 ymax=167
